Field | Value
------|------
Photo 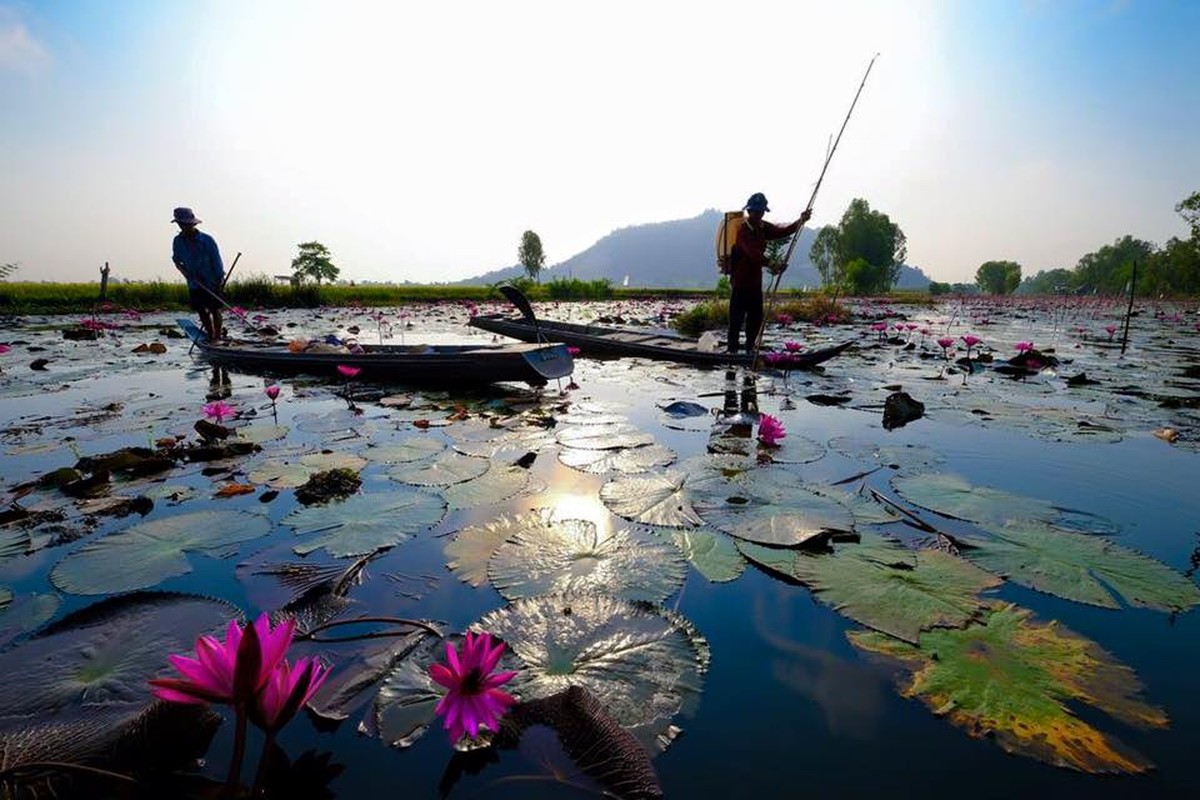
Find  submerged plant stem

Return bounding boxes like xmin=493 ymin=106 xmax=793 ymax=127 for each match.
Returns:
xmin=297 ymin=615 xmax=443 ymax=643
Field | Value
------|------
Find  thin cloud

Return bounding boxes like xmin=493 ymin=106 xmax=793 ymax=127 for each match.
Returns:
xmin=0 ymin=10 xmax=51 ymax=75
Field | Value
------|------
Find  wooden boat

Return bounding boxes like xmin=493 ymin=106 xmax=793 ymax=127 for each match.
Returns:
xmin=178 ymin=319 xmax=574 ymax=387
xmin=468 ymin=287 xmax=853 ymax=369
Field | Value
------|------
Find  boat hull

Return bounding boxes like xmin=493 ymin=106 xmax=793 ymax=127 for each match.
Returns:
xmin=178 ymin=320 xmax=573 ymax=387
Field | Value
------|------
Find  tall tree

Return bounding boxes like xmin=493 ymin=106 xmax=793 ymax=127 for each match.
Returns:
xmin=1176 ymin=191 xmax=1200 ymax=241
xmin=518 ymin=231 xmax=545 ymax=283
xmin=975 ymin=260 xmax=1022 ymax=294
xmin=808 ymin=198 xmax=906 ymax=293
xmin=291 ymin=242 xmax=339 ymax=285
xmin=1073 ymin=236 xmax=1155 ymax=295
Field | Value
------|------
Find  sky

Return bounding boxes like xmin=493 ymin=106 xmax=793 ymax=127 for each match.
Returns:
xmin=1 ymin=0 xmax=1198 ymax=286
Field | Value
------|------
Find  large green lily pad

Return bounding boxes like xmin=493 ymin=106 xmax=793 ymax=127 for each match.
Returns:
xmin=0 ymin=592 xmax=60 ymax=645
xmin=666 ymin=527 xmax=747 ymax=583
xmin=850 ymin=603 xmax=1168 ymax=773
xmin=774 ymin=534 xmax=1001 ymax=643
xmin=964 ymin=519 xmax=1200 ymax=612
xmin=892 ymin=472 xmax=1060 ymax=525
xmin=489 ymin=516 xmax=686 ymax=603
xmin=362 ymin=437 xmax=445 ymax=464
xmin=50 ymin=510 xmax=272 ymax=595
xmin=477 ymin=594 xmax=710 ymax=747
xmin=556 ymin=424 xmax=655 ymax=451
xmin=286 ymin=490 xmax=447 ymax=557
xmin=2 ymin=529 xmax=30 ymax=562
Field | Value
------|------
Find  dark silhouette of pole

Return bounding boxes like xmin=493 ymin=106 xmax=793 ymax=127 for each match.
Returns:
xmin=1120 ymin=260 xmax=1137 ymax=354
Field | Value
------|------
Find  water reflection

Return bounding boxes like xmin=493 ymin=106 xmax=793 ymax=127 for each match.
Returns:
xmin=752 ymin=586 xmax=885 ymax=741
xmin=206 ymin=364 xmax=231 ymax=400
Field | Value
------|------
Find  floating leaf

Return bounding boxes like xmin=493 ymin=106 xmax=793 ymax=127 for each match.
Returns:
xmin=850 ymin=603 xmax=1168 ymax=773
xmin=0 ymin=587 xmax=10 ymax=613
xmin=235 ymin=423 xmax=289 ymax=444
xmin=556 ymin=423 xmax=655 ymax=451
xmin=301 ymin=451 xmax=368 ymax=473
xmin=599 ymin=471 xmax=704 ymax=528
xmin=445 ymin=512 xmax=540 ymax=588
xmin=892 ymin=472 xmax=1060 ymax=526
xmin=309 ymin=626 xmax=440 ymax=725
xmin=737 ymin=540 xmax=808 ymax=578
xmin=691 ymin=469 xmax=854 ymax=546
xmin=50 ymin=510 xmax=272 ymax=595
xmin=760 ymin=435 xmax=826 ymax=465
xmin=286 ymin=490 xmax=446 ymax=558
xmin=362 ymin=437 xmax=445 ymax=464
xmin=388 ymin=451 xmax=489 ymax=487
xmin=668 ymin=527 xmax=746 ymax=583
xmin=964 ymin=519 xmax=1200 ymax=612
xmin=371 ymin=633 xmax=449 ymax=748
xmin=489 ymin=515 xmax=686 ymax=603
xmin=1 ymin=529 xmax=29 ymax=562
xmin=0 ymin=591 xmax=236 ymax=716
xmin=558 ymin=443 xmax=677 ymax=474
xmin=442 ymin=464 xmax=530 ymax=510
xmin=478 ymin=594 xmax=709 ymax=747
xmin=828 ymin=437 xmax=945 ymax=472
xmin=0 ymin=592 xmax=62 ymax=645
xmin=782 ymin=534 xmax=1001 ymax=643
xmin=812 ymin=484 xmax=901 ymax=526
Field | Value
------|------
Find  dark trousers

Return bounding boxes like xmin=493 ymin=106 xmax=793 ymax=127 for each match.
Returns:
xmin=727 ymin=279 xmax=763 ymax=353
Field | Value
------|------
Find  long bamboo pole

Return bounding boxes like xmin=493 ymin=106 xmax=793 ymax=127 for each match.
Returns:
xmin=752 ymin=53 xmax=879 ymax=363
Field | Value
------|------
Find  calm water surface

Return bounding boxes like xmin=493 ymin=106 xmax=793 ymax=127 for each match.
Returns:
xmin=0 ymin=300 xmax=1196 ymax=799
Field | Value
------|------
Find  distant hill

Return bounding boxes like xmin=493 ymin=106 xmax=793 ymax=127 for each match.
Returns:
xmin=461 ymin=210 xmax=930 ymax=290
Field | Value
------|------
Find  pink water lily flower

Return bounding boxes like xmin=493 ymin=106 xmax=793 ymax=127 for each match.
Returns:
xmin=936 ymin=337 xmax=954 ymax=350
xmin=960 ymin=334 xmax=981 ymax=348
xmin=757 ymin=413 xmax=787 ymax=447
xmin=429 ymin=631 xmax=517 ymax=743
xmin=1104 ymin=324 xmax=1117 ymax=340
xmin=336 ymin=365 xmax=362 ymax=378
xmin=783 ymin=341 xmax=804 ymax=352
xmin=1015 ymin=341 xmax=1034 ymax=353
xmin=250 ymin=656 xmax=330 ymax=733
xmin=265 ymin=384 xmax=280 ymax=401
xmin=0 ymin=344 xmax=10 ymax=355
xmin=203 ymin=400 xmax=236 ymax=422
xmin=150 ymin=614 xmax=296 ymax=707
xmin=567 ymin=346 xmax=582 ymax=356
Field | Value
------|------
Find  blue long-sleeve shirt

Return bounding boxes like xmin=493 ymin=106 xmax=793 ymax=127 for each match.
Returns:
xmin=172 ymin=231 xmax=224 ymax=291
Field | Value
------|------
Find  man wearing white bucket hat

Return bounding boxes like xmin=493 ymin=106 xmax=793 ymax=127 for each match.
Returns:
xmin=171 ymin=207 xmax=226 ymax=341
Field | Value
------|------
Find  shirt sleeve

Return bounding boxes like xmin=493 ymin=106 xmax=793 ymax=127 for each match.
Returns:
xmin=172 ymin=236 xmax=183 ymax=267
xmin=764 ymin=220 xmax=801 ymax=240
xmin=208 ymin=236 xmax=225 ymax=281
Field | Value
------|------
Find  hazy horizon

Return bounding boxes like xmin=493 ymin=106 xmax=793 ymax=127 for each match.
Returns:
xmin=2 ymin=1 xmax=1197 ymax=287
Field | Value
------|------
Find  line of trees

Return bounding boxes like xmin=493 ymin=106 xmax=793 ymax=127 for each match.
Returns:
xmin=1015 ymin=191 xmax=1199 ymax=296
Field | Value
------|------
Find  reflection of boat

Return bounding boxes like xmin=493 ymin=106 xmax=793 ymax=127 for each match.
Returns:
xmin=178 ymin=319 xmax=573 ymax=387
xmin=469 ymin=288 xmax=853 ymax=368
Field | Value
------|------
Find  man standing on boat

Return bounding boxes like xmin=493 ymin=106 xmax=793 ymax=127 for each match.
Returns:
xmin=171 ymin=207 xmax=226 ymax=341
xmin=727 ymin=193 xmax=810 ymax=353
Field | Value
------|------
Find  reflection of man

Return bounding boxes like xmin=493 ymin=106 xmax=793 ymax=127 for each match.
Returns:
xmin=721 ymin=371 xmax=759 ymax=437
xmin=171 ymin=207 xmax=225 ymax=341
xmin=727 ymin=193 xmax=811 ymax=353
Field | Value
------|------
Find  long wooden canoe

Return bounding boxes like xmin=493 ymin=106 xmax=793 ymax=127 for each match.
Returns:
xmin=468 ymin=313 xmax=853 ymax=368
xmin=178 ymin=319 xmax=574 ymax=387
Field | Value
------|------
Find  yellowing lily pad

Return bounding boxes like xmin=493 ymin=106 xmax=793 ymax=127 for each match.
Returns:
xmin=50 ymin=510 xmax=272 ymax=595
xmin=850 ymin=603 xmax=1168 ymax=773
xmin=964 ymin=519 xmax=1200 ymax=612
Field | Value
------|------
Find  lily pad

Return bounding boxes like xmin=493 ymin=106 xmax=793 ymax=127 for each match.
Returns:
xmin=50 ymin=510 xmax=272 ymax=595
xmin=0 ymin=587 xmax=9 ymax=613
xmin=964 ymin=519 xmax=1200 ymax=612
xmin=891 ymin=472 xmax=1060 ymax=526
xmin=812 ymin=484 xmax=901 ymax=526
xmin=828 ymin=437 xmax=945 ymax=472
xmin=477 ymin=594 xmax=710 ymax=746
xmin=691 ymin=469 xmax=854 ymax=547
xmin=0 ymin=591 xmax=237 ymax=716
xmin=489 ymin=516 xmax=686 ymax=603
xmin=850 ymin=603 xmax=1168 ymax=773
xmin=286 ymin=490 xmax=447 ymax=558
xmin=442 ymin=464 xmax=530 ymax=510
xmin=556 ymin=424 xmax=655 ymax=451
xmin=388 ymin=450 xmax=489 ymax=487
xmin=234 ymin=423 xmax=290 ymax=445
xmin=371 ymin=632 xmax=455 ymax=748
xmin=782 ymin=534 xmax=1001 ymax=643
xmin=0 ymin=592 xmax=61 ymax=646
xmin=445 ymin=512 xmax=540 ymax=588
xmin=362 ymin=437 xmax=446 ymax=464
xmin=599 ymin=471 xmax=704 ymax=528
xmin=667 ymin=527 xmax=747 ymax=583
xmin=1 ymin=529 xmax=29 ymax=562
xmin=559 ymin=443 xmax=677 ymax=475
